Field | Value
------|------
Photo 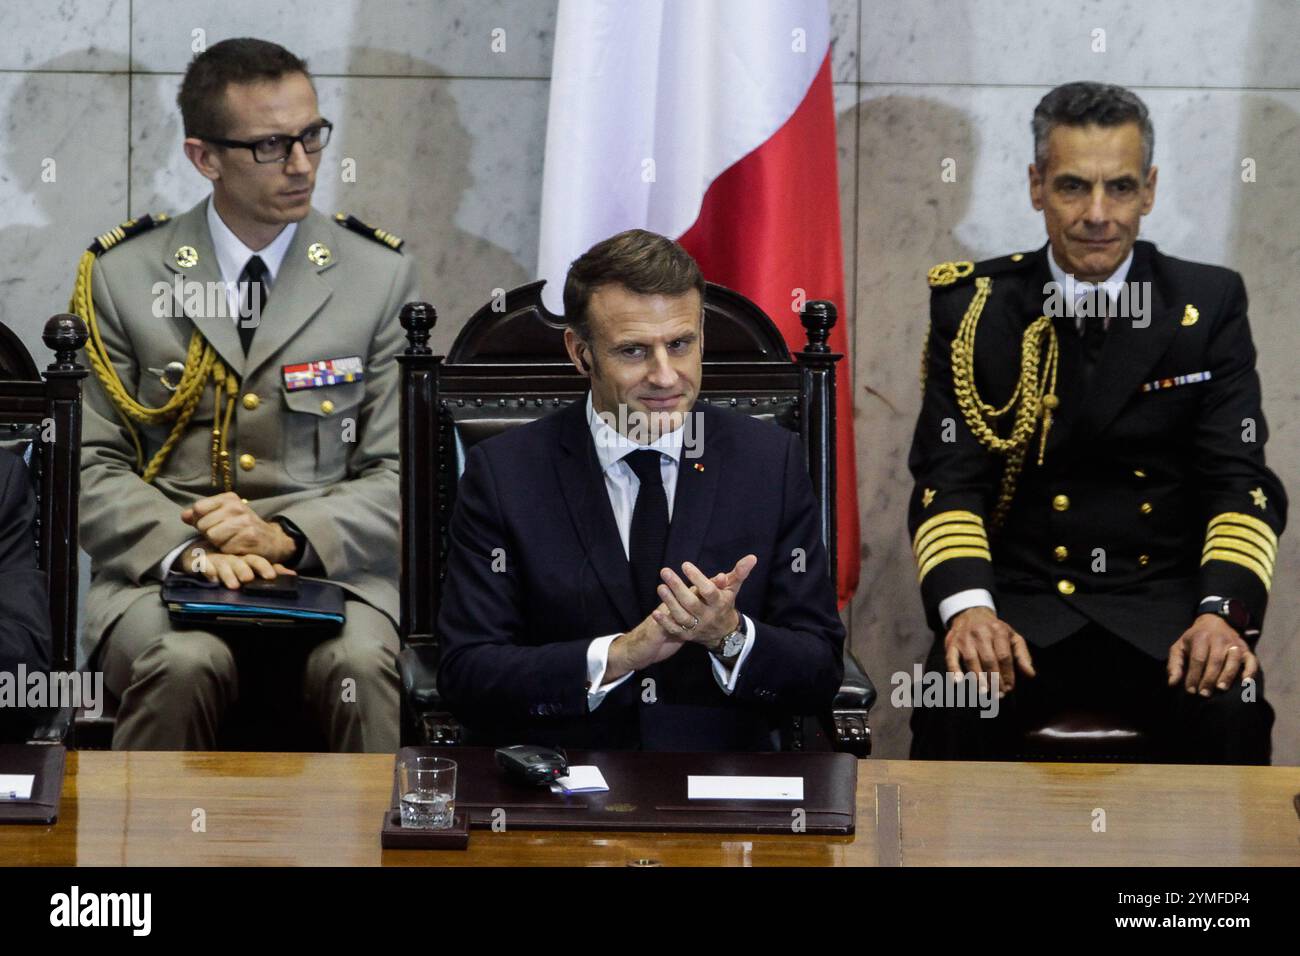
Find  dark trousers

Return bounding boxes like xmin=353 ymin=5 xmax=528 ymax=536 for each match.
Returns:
xmin=909 ymin=623 xmax=1273 ymax=764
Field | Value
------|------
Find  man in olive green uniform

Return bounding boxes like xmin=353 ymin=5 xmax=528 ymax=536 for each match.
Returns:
xmin=75 ymin=38 xmax=417 ymax=751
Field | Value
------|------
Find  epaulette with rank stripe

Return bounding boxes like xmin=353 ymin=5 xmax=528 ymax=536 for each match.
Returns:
xmin=334 ymin=212 xmax=404 ymax=251
xmin=928 ymin=250 xmax=1034 ymax=288
xmin=87 ymin=213 xmax=170 ymax=256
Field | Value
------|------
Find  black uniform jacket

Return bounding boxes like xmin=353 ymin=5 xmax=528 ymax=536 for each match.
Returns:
xmin=908 ymin=241 xmax=1286 ymax=660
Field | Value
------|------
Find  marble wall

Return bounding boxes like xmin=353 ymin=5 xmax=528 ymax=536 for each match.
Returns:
xmin=3 ymin=0 xmax=1295 ymax=761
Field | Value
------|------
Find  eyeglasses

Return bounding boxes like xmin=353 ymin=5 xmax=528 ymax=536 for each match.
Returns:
xmin=199 ymin=120 xmax=333 ymax=164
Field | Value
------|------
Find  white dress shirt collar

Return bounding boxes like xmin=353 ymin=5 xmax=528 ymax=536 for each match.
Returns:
xmin=206 ymin=195 xmax=298 ymax=287
xmin=1047 ymin=243 xmax=1134 ymax=303
xmin=586 ymin=392 xmax=686 ymax=472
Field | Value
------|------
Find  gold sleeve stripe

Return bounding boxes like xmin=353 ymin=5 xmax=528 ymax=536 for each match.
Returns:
xmin=917 ymin=546 xmax=992 ymax=583
xmin=913 ymin=521 xmax=986 ymax=557
xmin=1201 ymin=548 xmax=1272 ymax=591
xmin=1203 ymin=530 xmax=1275 ymax=568
xmin=1206 ymin=525 xmax=1277 ymax=562
xmin=913 ymin=509 xmax=985 ymax=543
xmin=1207 ymin=512 xmax=1278 ymax=548
xmin=912 ymin=510 xmax=992 ymax=581
xmin=916 ymin=534 xmax=990 ymax=568
xmin=1204 ymin=521 xmax=1277 ymax=561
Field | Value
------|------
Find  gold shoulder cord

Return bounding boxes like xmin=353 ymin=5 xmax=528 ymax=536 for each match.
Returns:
xmin=933 ymin=271 xmax=1060 ymax=528
xmin=71 ymin=247 xmax=238 ymax=491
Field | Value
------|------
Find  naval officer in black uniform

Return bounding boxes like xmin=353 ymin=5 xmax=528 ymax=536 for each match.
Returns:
xmin=907 ymin=82 xmax=1285 ymax=764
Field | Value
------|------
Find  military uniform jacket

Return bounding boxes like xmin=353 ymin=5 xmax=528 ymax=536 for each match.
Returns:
xmin=77 ymin=200 xmax=418 ymax=661
xmin=908 ymin=241 xmax=1287 ymax=660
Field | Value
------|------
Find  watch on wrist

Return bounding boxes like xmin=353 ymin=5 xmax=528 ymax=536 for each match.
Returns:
xmin=272 ymin=516 xmax=307 ymax=568
xmin=712 ymin=615 xmax=747 ymax=662
xmin=1197 ymin=597 xmax=1253 ymax=635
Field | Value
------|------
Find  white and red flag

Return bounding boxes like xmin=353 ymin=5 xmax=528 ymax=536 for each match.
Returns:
xmin=538 ymin=0 xmax=859 ymax=604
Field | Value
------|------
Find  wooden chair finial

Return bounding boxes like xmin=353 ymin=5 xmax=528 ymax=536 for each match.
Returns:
xmin=400 ymin=302 xmax=437 ymax=355
xmin=42 ymin=313 xmax=88 ymax=373
xmin=799 ymin=300 xmax=836 ymax=353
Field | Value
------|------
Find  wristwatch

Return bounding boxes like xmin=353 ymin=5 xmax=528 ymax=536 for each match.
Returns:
xmin=712 ymin=615 xmax=747 ymax=663
xmin=272 ymin=516 xmax=307 ymax=568
xmin=1197 ymin=597 xmax=1254 ymax=636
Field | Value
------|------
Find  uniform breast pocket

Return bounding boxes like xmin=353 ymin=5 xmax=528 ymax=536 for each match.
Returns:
xmin=280 ymin=381 xmax=365 ymax=484
xmin=1125 ymin=387 xmax=1201 ymax=440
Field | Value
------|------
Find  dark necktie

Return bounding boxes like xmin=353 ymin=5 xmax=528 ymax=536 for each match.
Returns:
xmin=238 ymin=255 xmax=269 ymax=354
xmin=1081 ymin=312 xmax=1106 ymax=390
xmin=625 ymin=449 xmax=669 ymax=619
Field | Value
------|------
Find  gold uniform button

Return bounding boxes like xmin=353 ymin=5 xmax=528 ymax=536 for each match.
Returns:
xmin=1057 ymin=579 xmax=1075 ymax=595
xmin=1139 ymin=501 xmax=1153 ymax=515
xmin=242 ymin=393 xmax=260 ymax=411
xmin=320 ymin=399 xmax=335 ymax=415
xmin=238 ymin=453 xmax=256 ymax=471
xmin=1053 ymin=546 xmax=1069 ymax=562
xmin=1052 ymin=494 xmax=1070 ymax=512
xmin=1138 ymin=554 xmax=1150 ymax=567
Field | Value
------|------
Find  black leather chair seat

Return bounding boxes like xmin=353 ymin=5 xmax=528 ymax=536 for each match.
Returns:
xmin=1019 ymin=708 xmax=1155 ymax=761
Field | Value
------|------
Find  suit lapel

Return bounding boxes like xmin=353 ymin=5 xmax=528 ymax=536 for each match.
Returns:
xmin=1085 ymin=242 xmax=1181 ymax=435
xmin=163 ymin=202 xmax=245 ymax=375
xmin=555 ymin=401 xmax=640 ymax=631
xmin=663 ymin=405 xmax=721 ymax=576
xmin=244 ymin=211 xmax=335 ymax=376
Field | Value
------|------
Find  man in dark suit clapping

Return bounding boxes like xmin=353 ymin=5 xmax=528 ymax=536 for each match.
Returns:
xmin=437 ymin=229 xmax=844 ymax=751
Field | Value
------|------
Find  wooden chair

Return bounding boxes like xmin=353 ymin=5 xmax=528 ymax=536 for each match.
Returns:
xmin=0 ymin=315 xmax=88 ymax=745
xmin=396 ymin=281 xmax=876 ymax=755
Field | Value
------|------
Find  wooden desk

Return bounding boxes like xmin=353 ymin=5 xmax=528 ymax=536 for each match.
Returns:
xmin=2 ymin=751 xmax=1297 ymax=866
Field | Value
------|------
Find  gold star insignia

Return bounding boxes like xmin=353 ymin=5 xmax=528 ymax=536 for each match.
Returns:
xmin=922 ymin=488 xmax=936 ymax=507
xmin=1250 ymin=487 xmax=1267 ymax=510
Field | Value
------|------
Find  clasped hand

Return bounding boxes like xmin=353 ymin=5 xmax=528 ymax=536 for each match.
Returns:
xmin=175 ymin=491 xmax=296 ymax=588
xmin=607 ymin=555 xmax=758 ymax=679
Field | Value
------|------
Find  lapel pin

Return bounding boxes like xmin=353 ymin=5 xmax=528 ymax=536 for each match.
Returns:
xmin=1181 ymin=304 xmax=1199 ymax=326
xmin=173 ymin=245 xmax=198 ymax=268
xmin=693 ymin=462 xmax=704 ymax=472
xmin=307 ymin=241 xmax=332 ymax=266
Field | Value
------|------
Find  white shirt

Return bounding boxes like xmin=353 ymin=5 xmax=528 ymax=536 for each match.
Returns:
xmin=1047 ymin=245 xmax=1134 ymax=333
xmin=157 ymin=198 xmax=309 ymax=578
xmin=583 ymin=393 xmax=756 ymax=710
xmin=937 ymin=246 xmax=1134 ymax=627
xmin=207 ymin=195 xmax=297 ymax=322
